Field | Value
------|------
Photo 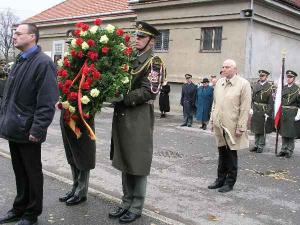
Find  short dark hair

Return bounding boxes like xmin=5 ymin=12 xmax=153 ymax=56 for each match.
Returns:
xmin=66 ymin=29 xmax=75 ymax=37
xmin=21 ymin=23 xmax=39 ymax=43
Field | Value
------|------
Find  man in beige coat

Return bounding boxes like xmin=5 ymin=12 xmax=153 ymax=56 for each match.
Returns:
xmin=208 ymin=59 xmax=251 ymax=193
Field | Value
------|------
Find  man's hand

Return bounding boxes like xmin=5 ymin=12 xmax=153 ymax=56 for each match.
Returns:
xmin=235 ymin=129 xmax=244 ymax=137
xmin=29 ymin=134 xmax=39 ymax=142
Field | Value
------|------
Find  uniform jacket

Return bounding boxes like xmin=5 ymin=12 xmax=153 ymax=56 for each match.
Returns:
xmin=280 ymin=83 xmax=300 ymax=138
xmin=251 ymin=81 xmax=275 ymax=134
xmin=195 ymin=85 xmax=214 ymax=122
xmin=0 ymin=46 xmax=58 ymax=143
xmin=180 ymin=82 xmax=197 ymax=116
xmin=212 ymin=75 xmax=251 ymax=150
xmin=111 ymin=49 xmax=164 ymax=176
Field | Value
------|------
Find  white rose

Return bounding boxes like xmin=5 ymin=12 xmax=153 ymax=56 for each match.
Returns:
xmin=62 ymin=101 xmax=70 ymax=109
xmin=119 ymin=43 xmax=126 ymax=50
xmin=81 ymin=95 xmax=90 ymax=104
xmin=80 ymin=31 xmax=88 ymax=37
xmin=57 ymin=59 xmax=63 ymax=67
xmin=106 ymin=24 xmax=115 ymax=33
xmin=121 ymin=76 xmax=129 ymax=84
xmin=100 ymin=35 xmax=109 ymax=44
xmin=90 ymin=88 xmax=100 ymax=97
xmin=69 ymin=105 xmax=76 ymax=113
xmin=81 ymin=41 xmax=89 ymax=50
xmin=71 ymin=39 xmax=77 ymax=47
xmin=64 ymin=51 xmax=70 ymax=57
xmin=89 ymin=25 xmax=98 ymax=34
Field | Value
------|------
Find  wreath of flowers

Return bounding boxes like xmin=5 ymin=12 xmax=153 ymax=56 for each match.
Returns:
xmin=57 ymin=18 xmax=135 ymax=140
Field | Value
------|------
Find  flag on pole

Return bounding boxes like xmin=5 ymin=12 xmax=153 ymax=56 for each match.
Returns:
xmin=274 ymin=74 xmax=283 ymax=129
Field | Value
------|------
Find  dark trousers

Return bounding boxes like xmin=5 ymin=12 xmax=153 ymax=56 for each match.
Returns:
xmin=9 ymin=141 xmax=43 ymax=220
xmin=70 ymin=165 xmax=90 ymax=198
xmin=217 ymin=145 xmax=238 ymax=187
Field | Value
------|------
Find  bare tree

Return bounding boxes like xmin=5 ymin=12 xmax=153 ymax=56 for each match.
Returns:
xmin=0 ymin=9 xmax=19 ymax=62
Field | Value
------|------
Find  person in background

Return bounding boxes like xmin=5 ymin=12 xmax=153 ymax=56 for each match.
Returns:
xmin=0 ymin=23 xmax=58 ymax=225
xmin=210 ymin=74 xmax=218 ymax=87
xmin=159 ymin=80 xmax=170 ymax=118
xmin=208 ymin=59 xmax=251 ymax=193
xmin=180 ymin=74 xmax=197 ymax=127
xmin=195 ymin=78 xmax=214 ymax=130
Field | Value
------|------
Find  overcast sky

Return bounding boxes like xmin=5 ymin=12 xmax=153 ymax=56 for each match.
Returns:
xmin=0 ymin=0 xmax=64 ymax=21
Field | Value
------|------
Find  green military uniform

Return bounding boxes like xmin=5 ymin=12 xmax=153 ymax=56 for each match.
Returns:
xmin=250 ymin=70 xmax=274 ymax=153
xmin=110 ymin=21 xmax=165 ymax=217
xmin=278 ymin=70 xmax=300 ymax=158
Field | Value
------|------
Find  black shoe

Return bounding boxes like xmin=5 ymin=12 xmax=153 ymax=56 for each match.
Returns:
xmin=65 ymin=196 xmax=87 ymax=206
xmin=285 ymin=152 xmax=293 ymax=158
xmin=0 ymin=211 xmax=22 ymax=224
xmin=119 ymin=211 xmax=141 ymax=224
xmin=187 ymin=124 xmax=192 ymax=127
xmin=200 ymin=124 xmax=204 ymax=129
xmin=15 ymin=218 xmax=37 ymax=225
xmin=202 ymin=124 xmax=207 ymax=130
xmin=218 ymin=185 xmax=233 ymax=193
xmin=180 ymin=123 xmax=187 ymax=127
xmin=59 ymin=191 xmax=74 ymax=202
xmin=276 ymin=151 xmax=286 ymax=157
xmin=256 ymin=148 xmax=263 ymax=153
xmin=108 ymin=207 xmax=128 ymax=219
xmin=249 ymin=147 xmax=257 ymax=152
xmin=208 ymin=181 xmax=224 ymax=189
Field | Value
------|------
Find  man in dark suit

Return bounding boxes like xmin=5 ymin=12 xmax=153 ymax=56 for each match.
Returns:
xmin=180 ymin=74 xmax=197 ymax=127
xmin=0 ymin=23 xmax=58 ymax=225
xmin=109 ymin=21 xmax=165 ymax=224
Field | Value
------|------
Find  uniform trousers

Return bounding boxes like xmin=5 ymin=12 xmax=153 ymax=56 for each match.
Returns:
xmin=281 ymin=137 xmax=295 ymax=154
xmin=8 ymin=141 xmax=43 ymax=220
xmin=69 ymin=165 xmax=90 ymax=198
xmin=217 ymin=145 xmax=238 ymax=187
xmin=121 ymin=173 xmax=147 ymax=215
xmin=254 ymin=134 xmax=266 ymax=150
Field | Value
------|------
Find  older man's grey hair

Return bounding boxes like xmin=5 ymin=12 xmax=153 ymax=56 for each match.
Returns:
xmin=224 ymin=59 xmax=237 ymax=69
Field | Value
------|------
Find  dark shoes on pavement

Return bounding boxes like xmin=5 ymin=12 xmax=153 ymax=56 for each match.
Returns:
xmin=0 ymin=211 xmax=22 ymax=224
xmin=208 ymin=181 xmax=224 ymax=189
xmin=276 ymin=151 xmax=292 ymax=158
xmin=119 ymin=211 xmax=141 ymax=224
xmin=59 ymin=191 xmax=74 ymax=202
xmin=15 ymin=218 xmax=37 ymax=225
xmin=65 ymin=196 xmax=87 ymax=206
xmin=218 ymin=185 xmax=233 ymax=193
xmin=249 ymin=147 xmax=257 ymax=152
xmin=200 ymin=124 xmax=207 ymax=130
xmin=180 ymin=123 xmax=187 ymax=127
xmin=108 ymin=207 xmax=128 ymax=219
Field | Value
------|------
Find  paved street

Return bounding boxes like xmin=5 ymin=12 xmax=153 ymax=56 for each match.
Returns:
xmin=0 ymin=108 xmax=300 ymax=225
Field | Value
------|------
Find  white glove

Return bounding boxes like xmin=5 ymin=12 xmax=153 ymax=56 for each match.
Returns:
xmin=295 ymin=108 xmax=300 ymax=121
xmin=264 ymin=113 xmax=269 ymax=122
xmin=249 ymin=109 xmax=253 ymax=115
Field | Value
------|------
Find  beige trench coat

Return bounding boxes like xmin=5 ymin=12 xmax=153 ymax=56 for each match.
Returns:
xmin=212 ymin=75 xmax=251 ymax=150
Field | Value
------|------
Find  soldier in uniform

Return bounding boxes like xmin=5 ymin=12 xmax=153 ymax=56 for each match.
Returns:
xmin=180 ymin=74 xmax=197 ymax=127
xmin=109 ymin=21 xmax=166 ymax=223
xmin=277 ymin=70 xmax=300 ymax=158
xmin=250 ymin=70 xmax=274 ymax=153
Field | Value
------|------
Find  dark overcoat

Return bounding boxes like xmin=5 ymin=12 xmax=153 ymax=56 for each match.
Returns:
xmin=279 ymin=84 xmax=300 ymax=138
xmin=110 ymin=49 xmax=164 ymax=176
xmin=180 ymin=83 xmax=197 ymax=117
xmin=195 ymin=85 xmax=213 ymax=122
xmin=0 ymin=46 xmax=58 ymax=143
xmin=159 ymin=84 xmax=170 ymax=112
xmin=60 ymin=111 xmax=96 ymax=170
xmin=251 ymin=81 xmax=275 ymax=134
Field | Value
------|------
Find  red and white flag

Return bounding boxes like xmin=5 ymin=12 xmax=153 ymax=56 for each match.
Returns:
xmin=274 ymin=75 xmax=283 ymax=129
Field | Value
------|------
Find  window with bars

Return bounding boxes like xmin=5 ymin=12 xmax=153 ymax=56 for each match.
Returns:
xmin=52 ymin=40 xmax=65 ymax=64
xmin=200 ymin=27 xmax=222 ymax=52
xmin=154 ymin=30 xmax=169 ymax=52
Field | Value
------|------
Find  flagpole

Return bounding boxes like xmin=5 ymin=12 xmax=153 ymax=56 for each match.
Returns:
xmin=275 ymin=51 xmax=286 ymax=155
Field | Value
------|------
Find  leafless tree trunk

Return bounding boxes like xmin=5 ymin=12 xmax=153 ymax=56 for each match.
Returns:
xmin=0 ymin=9 xmax=19 ymax=62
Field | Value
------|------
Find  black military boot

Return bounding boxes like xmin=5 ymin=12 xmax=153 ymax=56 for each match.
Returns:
xmin=249 ymin=146 xmax=257 ymax=152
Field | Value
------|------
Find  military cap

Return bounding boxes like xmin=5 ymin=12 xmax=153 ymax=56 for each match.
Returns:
xmin=258 ymin=70 xmax=270 ymax=76
xmin=202 ymin=78 xmax=209 ymax=83
xmin=185 ymin=74 xmax=192 ymax=79
xmin=286 ymin=70 xmax=298 ymax=77
xmin=136 ymin=21 xmax=160 ymax=37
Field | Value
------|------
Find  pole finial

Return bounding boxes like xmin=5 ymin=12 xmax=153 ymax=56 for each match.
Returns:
xmin=281 ymin=49 xmax=287 ymax=58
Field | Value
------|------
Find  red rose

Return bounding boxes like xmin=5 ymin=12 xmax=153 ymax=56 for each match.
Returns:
xmin=90 ymin=64 xmax=95 ymax=70
xmin=94 ymin=18 xmax=102 ymax=26
xmin=77 ymin=51 xmax=83 ymax=58
xmin=68 ymin=92 xmax=78 ymax=101
xmin=76 ymin=38 xmax=84 ymax=45
xmin=123 ymin=47 xmax=133 ymax=56
xmin=82 ymin=66 xmax=89 ymax=75
xmin=116 ymin=29 xmax=124 ymax=36
xmin=70 ymin=49 xmax=76 ymax=57
xmin=57 ymin=102 xmax=63 ymax=110
xmin=87 ymin=39 xmax=95 ymax=47
xmin=64 ymin=79 xmax=73 ymax=87
xmin=82 ymin=82 xmax=90 ymax=90
xmin=86 ymin=77 xmax=93 ymax=85
xmin=58 ymin=81 xmax=64 ymax=90
xmin=102 ymin=47 xmax=109 ymax=54
xmin=74 ymin=29 xmax=81 ymax=37
xmin=63 ymin=59 xmax=70 ymax=67
xmin=59 ymin=69 xmax=68 ymax=77
xmin=87 ymin=51 xmax=98 ymax=61
xmin=75 ymin=22 xmax=84 ymax=28
xmin=124 ymin=35 xmax=130 ymax=43
xmin=62 ymin=87 xmax=70 ymax=94
xmin=82 ymin=24 xmax=89 ymax=31
xmin=92 ymin=71 xmax=101 ymax=80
